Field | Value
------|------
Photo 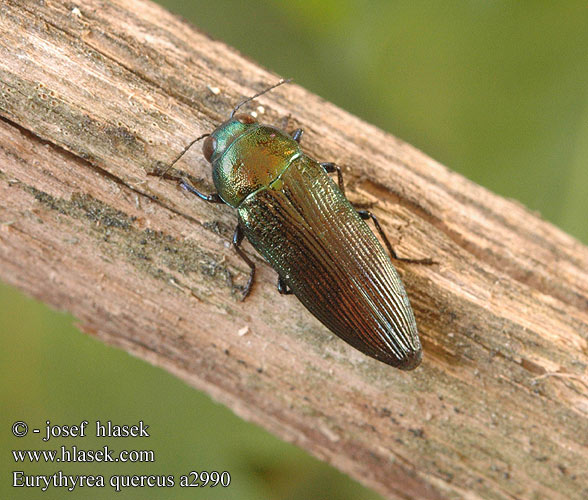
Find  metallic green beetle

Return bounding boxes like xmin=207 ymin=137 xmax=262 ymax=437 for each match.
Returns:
xmin=168 ymin=81 xmax=427 ymax=370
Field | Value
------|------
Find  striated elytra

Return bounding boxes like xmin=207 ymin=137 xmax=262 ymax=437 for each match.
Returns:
xmin=164 ymin=81 xmax=427 ymax=370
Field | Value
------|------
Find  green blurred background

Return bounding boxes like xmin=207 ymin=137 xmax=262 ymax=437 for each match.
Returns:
xmin=2 ymin=1 xmax=587 ymax=498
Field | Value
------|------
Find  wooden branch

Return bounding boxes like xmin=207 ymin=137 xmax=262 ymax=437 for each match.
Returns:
xmin=1 ymin=1 xmax=587 ymax=498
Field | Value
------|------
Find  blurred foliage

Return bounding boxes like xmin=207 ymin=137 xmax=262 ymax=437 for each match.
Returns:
xmin=2 ymin=1 xmax=587 ymax=499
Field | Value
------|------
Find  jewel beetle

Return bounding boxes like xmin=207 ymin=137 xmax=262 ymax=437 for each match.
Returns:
xmin=158 ymin=80 xmax=430 ymax=370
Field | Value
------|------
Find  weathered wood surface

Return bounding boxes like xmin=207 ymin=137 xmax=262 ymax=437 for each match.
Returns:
xmin=1 ymin=1 xmax=587 ymax=499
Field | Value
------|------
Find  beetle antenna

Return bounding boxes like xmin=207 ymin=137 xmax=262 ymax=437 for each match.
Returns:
xmin=157 ymin=132 xmax=210 ymax=178
xmin=230 ymin=78 xmax=292 ymax=118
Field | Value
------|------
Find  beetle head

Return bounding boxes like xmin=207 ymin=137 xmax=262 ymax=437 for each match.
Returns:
xmin=202 ymin=79 xmax=290 ymax=164
xmin=202 ymin=113 xmax=257 ymax=164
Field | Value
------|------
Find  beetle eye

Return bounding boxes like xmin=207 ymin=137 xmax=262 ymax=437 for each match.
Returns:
xmin=234 ymin=113 xmax=256 ymax=124
xmin=202 ymin=136 xmax=217 ymax=162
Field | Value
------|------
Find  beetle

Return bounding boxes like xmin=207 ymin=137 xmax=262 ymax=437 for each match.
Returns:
xmin=156 ymin=80 xmax=431 ymax=370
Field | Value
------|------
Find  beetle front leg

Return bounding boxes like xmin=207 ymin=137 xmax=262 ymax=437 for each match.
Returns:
xmin=232 ymin=224 xmax=256 ymax=300
xmin=179 ymin=179 xmax=224 ymax=204
xmin=277 ymin=276 xmax=293 ymax=295
xmin=291 ymin=128 xmax=304 ymax=143
xmin=148 ymin=171 xmax=224 ymax=204
xmin=320 ymin=162 xmax=346 ymax=196
xmin=357 ymin=210 xmax=435 ymax=265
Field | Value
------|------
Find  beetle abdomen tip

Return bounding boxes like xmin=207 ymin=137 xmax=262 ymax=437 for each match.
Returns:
xmin=396 ymin=348 xmax=423 ymax=371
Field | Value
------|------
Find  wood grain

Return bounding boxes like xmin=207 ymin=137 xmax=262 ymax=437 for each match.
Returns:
xmin=1 ymin=1 xmax=587 ymax=498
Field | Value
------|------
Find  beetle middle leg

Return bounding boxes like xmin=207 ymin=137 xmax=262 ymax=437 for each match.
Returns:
xmin=320 ymin=162 xmax=374 ymax=208
xmin=357 ymin=210 xmax=435 ymax=265
xmin=320 ymin=162 xmax=346 ymax=196
xmin=232 ymin=224 xmax=256 ymax=300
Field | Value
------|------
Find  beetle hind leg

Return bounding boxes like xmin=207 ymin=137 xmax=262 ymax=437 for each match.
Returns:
xmin=357 ymin=210 xmax=435 ymax=265
xmin=232 ymin=224 xmax=256 ymax=300
xmin=277 ymin=276 xmax=293 ymax=295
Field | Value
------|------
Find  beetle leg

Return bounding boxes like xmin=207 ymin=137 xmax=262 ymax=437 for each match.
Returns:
xmin=179 ymin=179 xmax=224 ymax=204
xmin=233 ymin=224 xmax=256 ymax=300
xmin=277 ymin=276 xmax=293 ymax=295
xmin=320 ymin=162 xmax=346 ymax=196
xmin=148 ymin=171 xmax=224 ymax=204
xmin=291 ymin=128 xmax=304 ymax=143
xmin=319 ymin=163 xmax=373 ymax=208
xmin=357 ymin=210 xmax=435 ymax=265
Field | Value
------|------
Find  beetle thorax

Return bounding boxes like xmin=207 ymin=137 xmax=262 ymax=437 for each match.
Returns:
xmin=211 ymin=124 xmax=301 ymax=207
